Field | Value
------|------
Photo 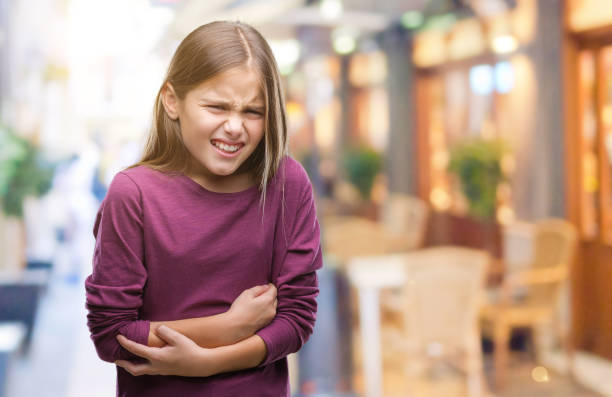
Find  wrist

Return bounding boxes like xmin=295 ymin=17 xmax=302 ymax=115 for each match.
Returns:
xmin=147 ymin=323 xmax=166 ymax=347
xmin=198 ymin=345 xmax=224 ymax=377
xmin=223 ymin=310 xmax=251 ymax=343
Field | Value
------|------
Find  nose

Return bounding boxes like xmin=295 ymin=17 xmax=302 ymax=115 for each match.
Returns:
xmin=223 ymin=112 xmax=244 ymax=136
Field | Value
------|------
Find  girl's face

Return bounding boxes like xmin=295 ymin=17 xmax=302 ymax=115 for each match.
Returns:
xmin=166 ymin=65 xmax=265 ymax=190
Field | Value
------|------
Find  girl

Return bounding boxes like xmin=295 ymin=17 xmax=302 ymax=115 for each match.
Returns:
xmin=85 ymin=21 xmax=322 ymax=396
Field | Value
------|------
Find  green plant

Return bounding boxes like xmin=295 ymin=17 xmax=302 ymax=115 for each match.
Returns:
xmin=448 ymin=137 xmax=508 ymax=220
xmin=0 ymin=125 xmax=55 ymax=218
xmin=342 ymin=146 xmax=382 ymax=200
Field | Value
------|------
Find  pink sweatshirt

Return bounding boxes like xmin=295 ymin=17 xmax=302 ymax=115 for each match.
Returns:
xmin=85 ymin=156 xmax=322 ymax=396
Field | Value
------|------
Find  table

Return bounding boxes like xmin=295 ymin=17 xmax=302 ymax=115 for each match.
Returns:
xmin=346 ymin=254 xmax=407 ymax=397
xmin=346 ymin=250 xmax=504 ymax=397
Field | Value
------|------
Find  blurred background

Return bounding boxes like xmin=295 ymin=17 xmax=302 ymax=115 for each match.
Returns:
xmin=1 ymin=0 xmax=612 ymax=396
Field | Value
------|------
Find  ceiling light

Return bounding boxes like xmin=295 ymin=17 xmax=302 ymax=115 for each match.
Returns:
xmin=332 ymin=28 xmax=357 ymax=55
xmin=270 ymin=39 xmax=301 ymax=75
xmin=492 ymin=34 xmax=518 ymax=54
xmin=320 ymin=0 xmax=343 ymax=20
xmin=333 ymin=35 xmax=356 ymax=55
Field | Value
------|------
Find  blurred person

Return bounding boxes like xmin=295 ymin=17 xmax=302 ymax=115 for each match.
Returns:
xmin=46 ymin=142 xmax=100 ymax=282
xmin=84 ymin=21 xmax=322 ymax=396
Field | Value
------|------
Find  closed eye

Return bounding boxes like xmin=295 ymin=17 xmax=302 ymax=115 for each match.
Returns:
xmin=206 ymin=105 xmax=224 ymax=110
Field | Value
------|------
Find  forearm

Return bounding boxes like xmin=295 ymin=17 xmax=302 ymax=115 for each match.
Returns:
xmin=148 ymin=311 xmax=248 ymax=348
xmin=86 ymin=276 xmax=150 ymax=363
xmin=207 ymin=335 xmax=267 ymax=375
xmin=88 ymin=313 xmax=150 ymax=362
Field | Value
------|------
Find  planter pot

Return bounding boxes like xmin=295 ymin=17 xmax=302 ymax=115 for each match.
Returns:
xmin=424 ymin=210 xmax=502 ymax=258
xmin=0 ymin=214 xmax=25 ymax=272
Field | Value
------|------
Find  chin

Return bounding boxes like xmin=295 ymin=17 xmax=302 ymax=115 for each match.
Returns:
xmin=209 ymin=164 xmax=239 ymax=176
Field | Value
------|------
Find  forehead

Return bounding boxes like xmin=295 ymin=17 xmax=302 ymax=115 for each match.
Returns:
xmin=191 ymin=66 xmax=264 ymax=102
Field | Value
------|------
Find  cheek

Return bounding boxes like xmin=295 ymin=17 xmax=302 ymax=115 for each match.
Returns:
xmin=183 ymin=110 xmax=223 ymax=132
xmin=247 ymin=120 xmax=265 ymax=142
xmin=196 ymin=114 xmax=225 ymax=131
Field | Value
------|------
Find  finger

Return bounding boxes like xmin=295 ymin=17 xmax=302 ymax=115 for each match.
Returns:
xmin=155 ymin=325 xmax=189 ymax=346
xmin=254 ymin=285 xmax=277 ymax=303
xmin=262 ymin=283 xmax=277 ymax=296
xmin=116 ymin=335 xmax=156 ymax=360
xmin=249 ymin=284 xmax=270 ymax=297
xmin=115 ymin=360 xmax=153 ymax=376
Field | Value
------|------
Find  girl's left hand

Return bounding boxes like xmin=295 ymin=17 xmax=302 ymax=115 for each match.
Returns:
xmin=116 ymin=325 xmax=214 ymax=377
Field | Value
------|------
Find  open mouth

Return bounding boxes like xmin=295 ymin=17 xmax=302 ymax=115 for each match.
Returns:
xmin=211 ymin=139 xmax=244 ymax=155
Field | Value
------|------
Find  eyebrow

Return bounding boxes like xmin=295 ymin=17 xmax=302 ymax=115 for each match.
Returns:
xmin=199 ymin=96 xmax=264 ymax=107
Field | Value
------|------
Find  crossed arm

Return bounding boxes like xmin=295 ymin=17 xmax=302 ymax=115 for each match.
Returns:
xmin=115 ymin=283 xmax=278 ymax=377
xmin=146 ymin=283 xmax=277 ymax=348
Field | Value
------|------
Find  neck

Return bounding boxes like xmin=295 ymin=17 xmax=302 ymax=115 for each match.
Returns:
xmin=186 ymin=167 xmax=256 ymax=193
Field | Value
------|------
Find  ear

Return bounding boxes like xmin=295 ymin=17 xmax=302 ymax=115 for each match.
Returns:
xmin=161 ymin=83 xmax=180 ymax=120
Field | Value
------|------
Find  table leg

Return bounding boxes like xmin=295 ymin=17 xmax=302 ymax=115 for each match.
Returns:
xmin=358 ymin=287 xmax=382 ymax=397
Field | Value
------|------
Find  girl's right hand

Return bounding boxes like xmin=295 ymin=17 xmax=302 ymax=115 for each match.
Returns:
xmin=227 ymin=283 xmax=277 ymax=340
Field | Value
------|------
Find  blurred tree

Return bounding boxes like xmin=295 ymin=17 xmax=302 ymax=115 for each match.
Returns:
xmin=0 ymin=125 xmax=55 ymax=218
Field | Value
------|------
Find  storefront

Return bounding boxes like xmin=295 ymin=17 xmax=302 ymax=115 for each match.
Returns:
xmin=411 ymin=0 xmax=539 ymax=256
xmin=286 ymin=48 xmax=391 ymax=218
xmin=564 ymin=0 xmax=612 ymax=360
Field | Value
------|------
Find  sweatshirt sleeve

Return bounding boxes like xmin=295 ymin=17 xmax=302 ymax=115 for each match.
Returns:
xmin=85 ymin=171 xmax=150 ymax=363
xmin=255 ymin=166 xmax=323 ymax=365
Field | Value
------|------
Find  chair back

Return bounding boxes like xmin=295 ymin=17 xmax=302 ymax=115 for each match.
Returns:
xmin=380 ymin=194 xmax=429 ymax=250
xmin=524 ymin=218 xmax=577 ymax=308
xmin=322 ymin=217 xmax=390 ymax=265
xmin=401 ymin=247 xmax=489 ymax=357
xmin=502 ymin=221 xmax=535 ymax=273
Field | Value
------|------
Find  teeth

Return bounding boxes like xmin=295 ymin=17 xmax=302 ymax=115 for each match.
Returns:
xmin=213 ymin=141 xmax=240 ymax=152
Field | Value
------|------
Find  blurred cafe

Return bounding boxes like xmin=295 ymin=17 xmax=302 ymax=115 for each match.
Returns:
xmin=1 ymin=0 xmax=612 ymax=396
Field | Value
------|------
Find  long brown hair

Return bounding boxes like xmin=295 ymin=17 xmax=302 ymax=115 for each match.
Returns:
xmin=133 ymin=21 xmax=288 ymax=204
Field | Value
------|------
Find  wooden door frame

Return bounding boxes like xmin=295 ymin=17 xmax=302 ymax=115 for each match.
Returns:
xmin=562 ymin=8 xmax=612 ymax=357
xmin=564 ymin=22 xmax=612 ymax=239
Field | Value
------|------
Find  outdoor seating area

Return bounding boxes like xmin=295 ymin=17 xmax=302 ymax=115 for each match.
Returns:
xmin=2 ymin=0 xmax=612 ymax=396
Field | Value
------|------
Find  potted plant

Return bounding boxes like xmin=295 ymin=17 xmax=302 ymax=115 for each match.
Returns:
xmin=342 ymin=146 xmax=382 ymax=200
xmin=448 ymin=137 xmax=508 ymax=220
xmin=341 ymin=146 xmax=382 ymax=218
xmin=0 ymin=125 xmax=55 ymax=271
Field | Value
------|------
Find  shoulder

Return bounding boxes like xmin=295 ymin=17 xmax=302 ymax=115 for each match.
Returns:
xmin=270 ymin=155 xmax=315 ymax=208
xmin=276 ymin=155 xmax=312 ymax=194
xmin=118 ymin=165 xmax=167 ymax=184
xmin=106 ymin=166 xmax=169 ymax=203
xmin=114 ymin=165 xmax=176 ymax=192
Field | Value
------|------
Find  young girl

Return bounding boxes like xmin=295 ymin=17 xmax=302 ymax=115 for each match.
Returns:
xmin=85 ymin=21 xmax=322 ymax=396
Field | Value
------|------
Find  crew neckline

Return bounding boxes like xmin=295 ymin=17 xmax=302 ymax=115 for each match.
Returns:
xmin=178 ymin=173 xmax=260 ymax=199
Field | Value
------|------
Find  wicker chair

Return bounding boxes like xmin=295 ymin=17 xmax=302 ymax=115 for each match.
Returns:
xmin=385 ymin=247 xmax=490 ymax=396
xmin=480 ymin=218 xmax=578 ymax=388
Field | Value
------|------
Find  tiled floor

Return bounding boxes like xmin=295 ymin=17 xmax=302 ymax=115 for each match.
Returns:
xmin=350 ymin=335 xmax=604 ymax=397
xmin=350 ymin=352 xmax=603 ymax=397
xmin=491 ymin=357 xmax=600 ymax=397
